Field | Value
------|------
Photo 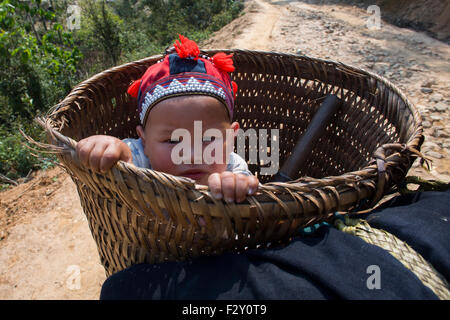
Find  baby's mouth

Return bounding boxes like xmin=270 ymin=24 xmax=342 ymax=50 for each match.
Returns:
xmin=181 ymin=170 xmax=208 ymax=180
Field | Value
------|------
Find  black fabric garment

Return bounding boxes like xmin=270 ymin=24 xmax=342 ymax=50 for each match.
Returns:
xmin=100 ymin=191 xmax=450 ymax=300
xmin=355 ymin=191 xmax=450 ymax=282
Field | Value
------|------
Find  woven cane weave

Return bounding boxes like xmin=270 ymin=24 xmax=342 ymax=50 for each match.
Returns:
xmin=335 ymin=217 xmax=450 ymax=300
xmin=40 ymin=50 xmax=425 ymax=276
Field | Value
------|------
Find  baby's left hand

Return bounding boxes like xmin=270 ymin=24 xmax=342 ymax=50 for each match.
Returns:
xmin=208 ymin=172 xmax=259 ymax=203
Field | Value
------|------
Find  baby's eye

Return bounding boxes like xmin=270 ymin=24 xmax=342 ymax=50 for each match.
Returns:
xmin=166 ymin=139 xmax=180 ymax=144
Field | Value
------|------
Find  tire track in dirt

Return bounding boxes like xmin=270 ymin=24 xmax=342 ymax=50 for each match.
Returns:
xmin=233 ymin=0 xmax=281 ymax=50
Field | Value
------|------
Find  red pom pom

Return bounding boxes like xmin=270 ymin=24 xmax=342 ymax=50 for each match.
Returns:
xmin=127 ymin=79 xmax=141 ymax=98
xmin=212 ymin=52 xmax=235 ymax=73
xmin=232 ymin=81 xmax=238 ymax=99
xmin=174 ymin=34 xmax=200 ymax=59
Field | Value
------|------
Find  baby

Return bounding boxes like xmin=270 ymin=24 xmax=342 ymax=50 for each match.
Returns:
xmin=76 ymin=35 xmax=259 ymax=203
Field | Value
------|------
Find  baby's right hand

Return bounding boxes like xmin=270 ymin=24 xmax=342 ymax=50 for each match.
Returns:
xmin=76 ymin=135 xmax=132 ymax=172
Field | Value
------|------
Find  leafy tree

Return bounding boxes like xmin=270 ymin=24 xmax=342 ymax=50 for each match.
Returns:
xmin=0 ymin=0 xmax=244 ymax=183
xmin=0 ymin=0 xmax=81 ymax=181
xmin=78 ymin=0 xmax=123 ymax=67
xmin=0 ymin=0 xmax=81 ymax=127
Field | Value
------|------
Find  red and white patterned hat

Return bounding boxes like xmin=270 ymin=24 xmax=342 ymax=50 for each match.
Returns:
xmin=127 ymin=35 xmax=238 ymax=126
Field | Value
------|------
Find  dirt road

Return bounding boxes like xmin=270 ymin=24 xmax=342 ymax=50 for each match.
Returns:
xmin=1 ymin=0 xmax=449 ymax=299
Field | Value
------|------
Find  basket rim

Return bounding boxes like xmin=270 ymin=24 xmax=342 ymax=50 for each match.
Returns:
xmin=40 ymin=49 xmax=425 ymax=209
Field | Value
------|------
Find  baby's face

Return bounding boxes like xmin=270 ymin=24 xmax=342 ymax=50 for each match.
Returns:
xmin=137 ymin=95 xmax=238 ymax=185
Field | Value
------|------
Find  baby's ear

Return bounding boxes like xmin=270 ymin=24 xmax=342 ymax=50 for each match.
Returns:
xmin=136 ymin=125 xmax=146 ymax=144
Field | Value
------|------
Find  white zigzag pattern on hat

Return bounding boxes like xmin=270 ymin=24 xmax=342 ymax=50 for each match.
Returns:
xmin=140 ymin=77 xmax=227 ymax=123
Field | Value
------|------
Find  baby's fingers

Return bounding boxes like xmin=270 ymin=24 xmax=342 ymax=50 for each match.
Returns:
xmin=235 ymin=174 xmax=249 ymax=203
xmin=76 ymin=139 xmax=95 ymax=168
xmin=99 ymin=145 xmax=122 ymax=172
xmin=248 ymin=176 xmax=259 ymax=195
xmin=220 ymin=172 xmax=236 ymax=203
xmin=208 ymin=173 xmax=223 ymax=200
xmin=88 ymin=143 xmax=108 ymax=172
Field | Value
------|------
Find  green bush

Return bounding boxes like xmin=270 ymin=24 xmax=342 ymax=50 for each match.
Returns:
xmin=0 ymin=124 xmax=55 ymax=181
xmin=0 ymin=134 xmax=36 ymax=180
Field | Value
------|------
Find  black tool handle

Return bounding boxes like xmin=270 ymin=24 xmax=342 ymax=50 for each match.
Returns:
xmin=271 ymin=94 xmax=342 ymax=182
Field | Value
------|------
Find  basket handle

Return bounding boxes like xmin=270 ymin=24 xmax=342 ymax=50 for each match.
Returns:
xmin=368 ymin=143 xmax=432 ymax=206
xmin=271 ymin=94 xmax=342 ymax=182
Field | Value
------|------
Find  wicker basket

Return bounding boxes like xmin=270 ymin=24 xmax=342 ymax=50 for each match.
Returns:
xmin=41 ymin=50 xmax=424 ymax=276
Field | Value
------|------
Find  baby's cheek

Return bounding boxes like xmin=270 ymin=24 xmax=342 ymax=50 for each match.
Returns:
xmin=147 ymin=145 xmax=178 ymax=175
xmin=203 ymin=143 xmax=231 ymax=178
